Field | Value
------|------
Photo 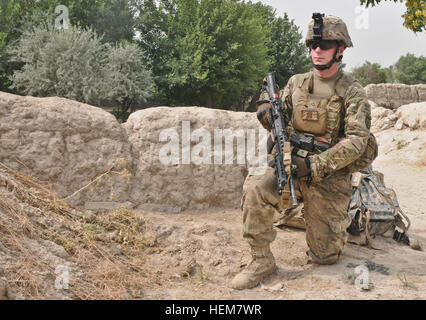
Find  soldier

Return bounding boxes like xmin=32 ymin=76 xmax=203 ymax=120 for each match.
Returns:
xmin=231 ymin=13 xmax=371 ymax=290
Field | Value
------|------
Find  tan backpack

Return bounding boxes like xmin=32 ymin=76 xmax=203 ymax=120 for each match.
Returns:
xmin=347 ymin=166 xmax=412 ymax=249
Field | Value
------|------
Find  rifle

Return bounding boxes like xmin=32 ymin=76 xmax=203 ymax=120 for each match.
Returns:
xmin=265 ymin=72 xmax=298 ymax=207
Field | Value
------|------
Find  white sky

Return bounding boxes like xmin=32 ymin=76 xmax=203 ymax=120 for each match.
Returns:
xmin=259 ymin=0 xmax=426 ymax=71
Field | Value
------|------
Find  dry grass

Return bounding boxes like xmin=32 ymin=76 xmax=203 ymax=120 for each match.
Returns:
xmin=0 ymin=196 xmax=51 ymax=299
xmin=0 ymin=161 xmax=159 ymax=300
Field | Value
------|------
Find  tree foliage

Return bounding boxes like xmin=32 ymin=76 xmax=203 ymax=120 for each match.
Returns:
xmin=350 ymin=61 xmax=389 ymax=86
xmin=134 ymin=0 xmax=269 ymax=108
xmin=360 ymin=0 xmax=425 ymax=33
xmin=3 ymin=0 xmax=311 ymax=111
xmin=134 ymin=0 xmax=309 ymax=109
xmin=393 ymin=53 xmax=426 ymax=84
xmin=268 ymin=12 xmax=311 ymax=89
xmin=9 ymin=23 xmax=108 ymax=105
xmin=103 ymin=42 xmax=154 ymax=118
xmin=9 ymin=22 xmax=152 ymax=117
xmin=350 ymin=53 xmax=425 ymax=85
xmin=0 ymin=0 xmax=136 ymax=92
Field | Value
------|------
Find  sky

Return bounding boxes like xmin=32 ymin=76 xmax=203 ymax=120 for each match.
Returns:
xmin=259 ymin=0 xmax=426 ymax=71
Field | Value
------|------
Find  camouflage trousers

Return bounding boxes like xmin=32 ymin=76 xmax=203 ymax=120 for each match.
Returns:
xmin=241 ymin=166 xmax=353 ymax=265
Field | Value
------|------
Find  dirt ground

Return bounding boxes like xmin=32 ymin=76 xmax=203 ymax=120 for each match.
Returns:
xmin=1 ymin=129 xmax=424 ymax=300
xmin=139 ymin=128 xmax=426 ymax=300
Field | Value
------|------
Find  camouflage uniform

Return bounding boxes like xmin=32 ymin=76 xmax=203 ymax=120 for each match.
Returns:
xmin=245 ymin=69 xmax=370 ymax=261
xmin=231 ymin=14 xmax=371 ymax=290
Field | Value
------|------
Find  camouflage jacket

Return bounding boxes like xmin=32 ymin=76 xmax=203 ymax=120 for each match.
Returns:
xmin=259 ymin=70 xmax=371 ymax=182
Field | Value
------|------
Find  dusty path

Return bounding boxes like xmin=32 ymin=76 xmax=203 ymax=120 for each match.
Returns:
xmin=140 ymin=129 xmax=426 ymax=300
xmin=140 ymin=208 xmax=425 ymax=300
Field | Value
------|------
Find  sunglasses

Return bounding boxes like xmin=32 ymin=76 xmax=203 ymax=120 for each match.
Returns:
xmin=307 ymin=40 xmax=337 ymax=50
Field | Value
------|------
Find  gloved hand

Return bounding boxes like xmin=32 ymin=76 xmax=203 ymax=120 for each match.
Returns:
xmin=292 ymin=155 xmax=311 ymax=178
xmin=256 ymin=101 xmax=272 ymax=131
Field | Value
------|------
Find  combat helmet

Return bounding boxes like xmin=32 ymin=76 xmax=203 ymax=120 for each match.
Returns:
xmin=305 ymin=13 xmax=353 ymax=70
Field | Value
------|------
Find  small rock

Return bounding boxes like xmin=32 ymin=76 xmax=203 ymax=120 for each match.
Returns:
xmin=212 ymin=259 xmax=222 ymax=266
xmin=388 ymin=114 xmax=398 ymax=121
xmin=180 ymin=258 xmax=202 ymax=277
xmin=262 ymin=282 xmax=284 ymax=292
xmin=410 ymin=239 xmax=423 ymax=251
xmin=216 ymin=230 xmax=229 ymax=238
xmin=109 ymin=245 xmax=123 ymax=256
xmin=156 ymin=225 xmax=176 ymax=239
xmin=395 ymin=120 xmax=404 ymax=130
xmin=95 ymin=230 xmax=118 ymax=242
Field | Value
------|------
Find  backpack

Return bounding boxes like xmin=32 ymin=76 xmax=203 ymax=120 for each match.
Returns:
xmin=347 ymin=166 xmax=411 ymax=249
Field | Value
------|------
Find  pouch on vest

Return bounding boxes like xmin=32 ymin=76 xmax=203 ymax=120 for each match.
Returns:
xmin=293 ymin=97 xmax=328 ymax=136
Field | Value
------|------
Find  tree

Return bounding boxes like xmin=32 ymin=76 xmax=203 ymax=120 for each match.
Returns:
xmin=61 ymin=0 xmax=136 ymax=43
xmin=360 ymin=0 xmax=425 ymax=33
xmin=268 ymin=12 xmax=311 ymax=89
xmin=393 ymin=53 xmax=426 ymax=84
xmin=383 ymin=65 xmax=396 ymax=83
xmin=243 ymin=7 xmax=310 ymax=111
xmin=135 ymin=0 xmax=271 ymax=109
xmin=9 ymin=22 xmax=108 ymax=105
xmin=0 ymin=0 xmax=136 ymax=92
xmin=350 ymin=61 xmax=388 ymax=86
xmin=134 ymin=0 xmax=310 ymax=109
xmin=103 ymin=42 xmax=153 ymax=120
xmin=9 ymin=22 xmax=152 ymax=118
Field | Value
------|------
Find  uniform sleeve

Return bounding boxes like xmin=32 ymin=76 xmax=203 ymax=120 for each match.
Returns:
xmin=310 ymin=82 xmax=370 ymax=181
xmin=279 ymin=76 xmax=295 ymax=125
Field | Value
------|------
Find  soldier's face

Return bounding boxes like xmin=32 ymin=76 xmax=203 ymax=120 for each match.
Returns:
xmin=310 ymin=43 xmax=344 ymax=65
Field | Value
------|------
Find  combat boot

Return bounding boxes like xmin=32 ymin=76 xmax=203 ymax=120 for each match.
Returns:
xmin=230 ymin=245 xmax=277 ymax=290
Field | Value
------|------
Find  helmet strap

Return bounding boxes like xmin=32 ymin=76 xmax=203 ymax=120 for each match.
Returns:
xmin=311 ymin=44 xmax=343 ymax=70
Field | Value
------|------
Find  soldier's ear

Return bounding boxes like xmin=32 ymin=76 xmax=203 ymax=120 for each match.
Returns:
xmin=337 ymin=45 xmax=345 ymax=58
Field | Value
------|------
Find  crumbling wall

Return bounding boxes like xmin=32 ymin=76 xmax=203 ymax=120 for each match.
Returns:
xmin=365 ymin=83 xmax=426 ymax=109
xmin=123 ymin=106 xmax=267 ymax=210
xmin=0 ymin=92 xmax=135 ymax=207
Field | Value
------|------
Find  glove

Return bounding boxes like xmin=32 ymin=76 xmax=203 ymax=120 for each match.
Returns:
xmin=292 ymin=155 xmax=311 ymax=178
xmin=256 ymin=100 xmax=271 ymax=131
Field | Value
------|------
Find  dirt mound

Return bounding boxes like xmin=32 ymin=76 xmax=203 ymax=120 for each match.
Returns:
xmin=365 ymin=83 xmax=426 ymax=109
xmin=371 ymin=101 xmax=426 ymax=133
xmin=0 ymin=162 xmax=159 ymax=299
